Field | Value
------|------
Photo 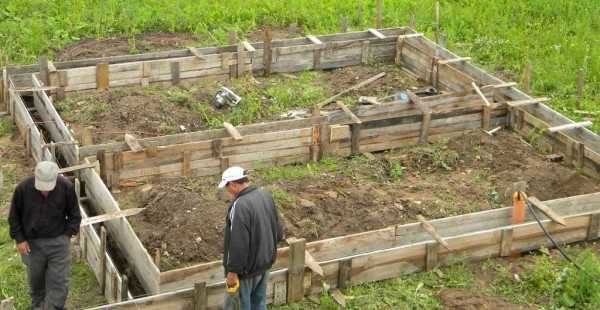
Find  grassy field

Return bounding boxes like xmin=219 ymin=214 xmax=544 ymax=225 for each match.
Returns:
xmin=0 ymin=0 xmax=598 ymax=129
xmin=1 ymin=0 xmax=599 ymax=308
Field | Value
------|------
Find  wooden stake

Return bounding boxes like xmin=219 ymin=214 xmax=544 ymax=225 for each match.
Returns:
xmin=100 ymin=226 xmax=107 ymax=293
xmin=121 ymin=275 xmax=129 ymax=301
xmin=124 ymin=133 xmax=143 ymax=152
xmin=330 ymin=289 xmax=347 ymax=308
xmin=435 ymin=1 xmax=440 ymax=44
xmin=499 ymin=228 xmax=513 ymax=257
xmin=170 ymin=61 xmax=180 ymax=86
xmin=576 ymin=68 xmax=584 ymax=109
xmin=317 ymin=72 xmax=385 ymax=108
xmin=587 ymin=213 xmax=600 ymax=241
xmin=193 ymin=282 xmax=207 ymax=310
xmin=236 ymin=43 xmax=245 ymax=77
xmin=38 ymin=56 xmax=49 ymax=85
xmin=182 ymin=151 xmax=192 ymax=176
xmin=223 ymin=122 xmax=243 ymax=141
xmin=263 ymin=28 xmax=272 ymax=76
xmin=425 ymin=242 xmax=439 ymax=271
xmin=350 ymin=123 xmax=362 ymax=155
xmin=287 ymin=238 xmax=306 ymax=302
xmin=521 ymin=62 xmax=532 ymax=93
xmin=153 ymin=248 xmax=161 ymax=267
xmin=512 ymin=191 xmax=527 ymax=257
xmin=416 ymin=215 xmax=450 ymax=250
xmin=340 ymin=16 xmax=349 ymax=32
xmin=409 ymin=12 xmax=416 ymax=29
xmin=97 ymin=150 xmax=107 ymax=184
xmin=376 ymin=0 xmax=383 ymax=29
xmin=96 ymin=63 xmax=109 ymax=90
xmin=419 ymin=110 xmax=432 ymax=144
xmin=338 ymin=259 xmax=352 ymax=289
xmin=305 ymin=251 xmax=324 ymax=277
xmin=547 ymin=121 xmax=592 ymax=133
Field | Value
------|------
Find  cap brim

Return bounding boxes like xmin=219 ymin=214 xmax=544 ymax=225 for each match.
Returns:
xmin=35 ymin=179 xmax=56 ymax=191
xmin=218 ymin=180 xmax=228 ymax=189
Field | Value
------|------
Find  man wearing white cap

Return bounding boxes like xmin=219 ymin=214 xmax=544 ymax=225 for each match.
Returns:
xmin=8 ymin=161 xmax=81 ymax=310
xmin=219 ymin=166 xmax=284 ymax=310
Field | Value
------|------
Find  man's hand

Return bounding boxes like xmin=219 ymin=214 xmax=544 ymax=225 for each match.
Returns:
xmin=226 ymin=272 xmax=239 ymax=292
xmin=16 ymin=241 xmax=30 ymax=255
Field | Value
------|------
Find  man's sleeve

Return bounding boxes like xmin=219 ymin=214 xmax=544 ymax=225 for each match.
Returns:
xmin=8 ymin=186 xmax=26 ymax=243
xmin=226 ymin=202 xmax=250 ymax=274
xmin=64 ymin=183 xmax=82 ymax=236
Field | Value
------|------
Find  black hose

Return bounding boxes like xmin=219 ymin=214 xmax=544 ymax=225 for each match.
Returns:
xmin=525 ymin=200 xmax=600 ymax=283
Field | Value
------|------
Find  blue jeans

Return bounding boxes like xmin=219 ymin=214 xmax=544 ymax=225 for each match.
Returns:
xmin=224 ymin=271 xmax=269 ymax=310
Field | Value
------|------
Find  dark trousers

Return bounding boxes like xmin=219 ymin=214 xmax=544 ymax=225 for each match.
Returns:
xmin=224 ymin=271 xmax=269 ymax=310
xmin=21 ymin=235 xmax=71 ymax=310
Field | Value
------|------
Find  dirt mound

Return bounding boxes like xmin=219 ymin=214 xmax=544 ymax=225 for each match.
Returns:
xmin=121 ymin=130 xmax=600 ymax=270
xmin=439 ymin=288 xmax=533 ymax=309
xmin=56 ymin=32 xmax=200 ymax=61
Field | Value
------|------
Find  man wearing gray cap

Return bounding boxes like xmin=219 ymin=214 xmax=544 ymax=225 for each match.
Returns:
xmin=8 ymin=161 xmax=81 ymax=310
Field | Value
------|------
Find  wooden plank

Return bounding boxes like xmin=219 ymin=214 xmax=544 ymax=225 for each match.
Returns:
xmin=81 ymin=208 xmax=144 ymax=227
xmin=182 ymin=151 xmax=192 ymax=176
xmin=527 ymin=197 xmax=567 ymax=226
xmin=124 ymin=133 xmax=143 ymax=152
xmin=59 ymin=162 xmax=98 ymax=174
xmin=337 ymin=259 xmax=352 ymax=289
xmin=317 ymin=72 xmax=386 ymax=108
xmin=223 ymin=122 xmax=243 ymax=141
xmin=482 ymin=105 xmax=492 ymax=130
xmin=437 ymin=57 xmax=471 ymax=65
xmin=97 ymin=150 xmax=107 ymax=184
xmin=170 ymin=62 xmax=180 ymax=85
xmin=506 ymin=97 xmax=549 ymax=108
xmin=306 ymin=35 xmax=323 ymax=45
xmin=416 ymin=215 xmax=450 ymax=250
xmin=547 ymin=121 xmax=592 ymax=133
xmin=241 ymin=41 xmax=256 ymax=52
xmin=472 ymin=82 xmax=491 ymax=107
xmin=350 ymin=123 xmax=361 ymax=155
xmin=587 ymin=213 xmax=600 ymax=241
xmin=330 ymin=289 xmax=346 ymax=308
xmin=336 ymin=101 xmax=362 ymax=124
xmin=305 ymin=251 xmax=324 ymax=277
xmin=425 ymin=242 xmax=439 ymax=271
xmin=287 ymin=238 xmax=306 ymax=302
xmin=499 ymin=228 xmax=513 ymax=257
xmin=100 ymin=226 xmax=108 ymax=292
xmin=188 ymin=47 xmax=206 ymax=60
xmin=96 ymin=63 xmax=109 ymax=90
xmin=193 ymin=282 xmax=207 ymax=310
xmin=368 ymin=28 xmax=386 ymax=39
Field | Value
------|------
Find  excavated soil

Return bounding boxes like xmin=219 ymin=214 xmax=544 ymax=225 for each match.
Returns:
xmin=439 ymin=288 xmax=533 ymax=310
xmin=56 ymin=64 xmax=421 ymax=145
xmin=116 ymin=130 xmax=600 ymax=270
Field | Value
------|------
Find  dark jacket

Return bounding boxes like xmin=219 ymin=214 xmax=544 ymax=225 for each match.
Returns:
xmin=223 ymin=186 xmax=284 ymax=278
xmin=8 ymin=175 xmax=81 ymax=243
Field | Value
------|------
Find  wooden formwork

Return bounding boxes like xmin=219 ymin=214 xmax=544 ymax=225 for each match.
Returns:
xmin=2 ymin=26 xmax=600 ymax=307
xmin=2 ymin=76 xmax=130 ymax=302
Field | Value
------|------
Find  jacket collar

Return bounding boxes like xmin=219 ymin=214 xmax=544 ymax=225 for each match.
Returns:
xmin=236 ymin=185 xmax=257 ymax=198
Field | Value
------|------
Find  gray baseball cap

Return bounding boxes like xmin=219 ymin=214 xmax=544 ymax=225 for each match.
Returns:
xmin=34 ymin=161 xmax=59 ymax=191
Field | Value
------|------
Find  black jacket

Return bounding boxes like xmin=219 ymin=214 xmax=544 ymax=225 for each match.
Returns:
xmin=223 ymin=186 xmax=284 ymax=278
xmin=8 ymin=175 xmax=81 ymax=243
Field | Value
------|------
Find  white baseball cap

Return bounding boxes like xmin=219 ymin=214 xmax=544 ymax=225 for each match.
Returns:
xmin=34 ymin=161 xmax=59 ymax=191
xmin=218 ymin=166 xmax=247 ymax=189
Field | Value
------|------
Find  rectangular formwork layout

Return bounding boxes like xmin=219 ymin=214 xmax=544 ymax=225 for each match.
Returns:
xmin=3 ymin=27 xmax=600 ymax=309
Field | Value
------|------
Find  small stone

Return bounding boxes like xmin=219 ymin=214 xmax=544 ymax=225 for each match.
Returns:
xmin=298 ymin=198 xmax=316 ymax=208
xmin=324 ymin=191 xmax=338 ymax=199
xmin=394 ymin=203 xmax=405 ymax=211
xmin=195 ymin=237 xmax=203 ymax=243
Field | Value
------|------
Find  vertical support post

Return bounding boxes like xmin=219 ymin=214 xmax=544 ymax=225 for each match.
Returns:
xmin=511 ymin=190 xmax=526 ymax=258
xmin=96 ymin=63 xmax=109 ymax=90
xmin=287 ymin=238 xmax=306 ymax=302
xmin=56 ymin=71 xmax=67 ymax=101
xmin=38 ymin=56 xmax=49 ymax=86
xmin=81 ymin=126 xmax=94 ymax=146
xmin=395 ymin=36 xmax=405 ymax=65
xmin=576 ymin=68 xmax=584 ymax=110
xmin=111 ymin=151 xmax=122 ymax=190
xmin=425 ymin=242 xmax=439 ymax=271
xmin=0 ymin=67 xmax=6 ymax=109
xmin=236 ymin=43 xmax=245 ymax=77
xmin=430 ymin=57 xmax=439 ymax=89
xmin=521 ymin=62 xmax=532 ymax=93
xmin=121 ymin=275 xmax=129 ymax=301
xmin=587 ymin=213 xmax=600 ymax=241
xmin=361 ymin=40 xmax=370 ymax=65
xmin=182 ymin=151 xmax=191 ymax=176
xmin=229 ymin=31 xmax=237 ymax=79
xmin=499 ymin=228 xmax=513 ymax=257
xmin=310 ymin=106 xmax=321 ymax=162
xmin=350 ymin=123 xmax=361 ymax=155
xmin=376 ymin=0 xmax=383 ymax=29
xmin=338 ymin=258 xmax=352 ymax=289
xmin=193 ymin=282 xmax=207 ymax=310
xmin=24 ymin=126 xmax=31 ymax=158
xmin=170 ymin=61 xmax=180 ymax=86
xmin=112 ymin=272 xmax=119 ymax=301
xmin=482 ymin=105 xmax=492 ymax=130
xmin=574 ymin=141 xmax=584 ymax=169
xmin=340 ymin=16 xmax=349 ymax=32
xmin=435 ymin=1 xmax=440 ymax=44
xmin=153 ymin=248 xmax=161 ymax=267
xmin=409 ymin=12 xmax=416 ymax=29
xmin=319 ymin=122 xmax=331 ymax=159
xmin=100 ymin=225 xmax=107 ymax=293
xmin=419 ymin=111 xmax=432 ymax=144
xmin=263 ymin=28 xmax=272 ymax=76
xmin=97 ymin=150 xmax=107 ymax=184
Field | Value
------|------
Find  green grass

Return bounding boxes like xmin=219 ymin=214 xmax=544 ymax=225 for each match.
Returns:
xmin=0 ymin=0 xmax=598 ymax=130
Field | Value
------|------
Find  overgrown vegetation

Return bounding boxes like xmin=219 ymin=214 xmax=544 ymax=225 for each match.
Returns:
xmin=274 ymin=245 xmax=600 ymax=309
